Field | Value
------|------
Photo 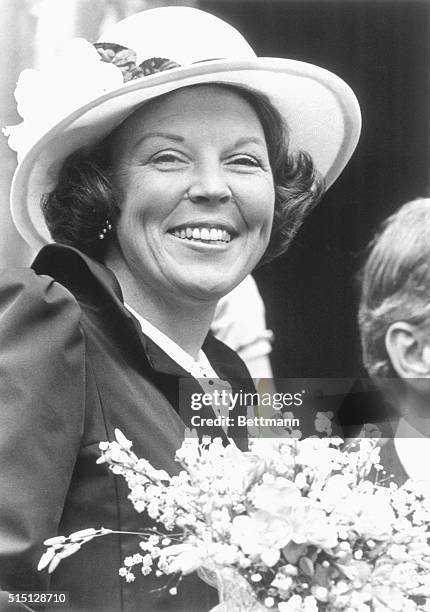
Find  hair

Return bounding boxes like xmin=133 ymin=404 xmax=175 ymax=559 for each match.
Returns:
xmin=41 ymin=83 xmax=325 ymax=263
xmin=358 ymin=198 xmax=430 ymax=382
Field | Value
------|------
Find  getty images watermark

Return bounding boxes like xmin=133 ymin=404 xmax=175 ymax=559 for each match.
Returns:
xmin=178 ymin=378 xmax=398 ymax=439
xmin=178 ymin=378 xmax=346 ymax=438
xmin=189 ymin=388 xmax=302 ymax=431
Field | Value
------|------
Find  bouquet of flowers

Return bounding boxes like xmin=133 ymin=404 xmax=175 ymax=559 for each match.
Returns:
xmin=39 ymin=428 xmax=430 ymax=611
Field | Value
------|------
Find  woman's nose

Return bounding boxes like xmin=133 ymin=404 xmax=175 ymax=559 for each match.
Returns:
xmin=187 ymin=165 xmax=231 ymax=205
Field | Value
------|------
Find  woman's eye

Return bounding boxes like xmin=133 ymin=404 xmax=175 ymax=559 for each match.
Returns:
xmin=228 ymin=155 xmax=261 ymax=167
xmin=151 ymin=152 xmax=185 ymax=164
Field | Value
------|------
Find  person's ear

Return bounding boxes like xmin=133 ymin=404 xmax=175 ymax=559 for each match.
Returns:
xmin=385 ymin=322 xmax=430 ymax=378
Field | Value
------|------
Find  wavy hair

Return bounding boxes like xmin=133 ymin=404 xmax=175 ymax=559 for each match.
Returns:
xmin=42 ymin=84 xmax=324 ymax=263
xmin=358 ymin=198 xmax=430 ymax=380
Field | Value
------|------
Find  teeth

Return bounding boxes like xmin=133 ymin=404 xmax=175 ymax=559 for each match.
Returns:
xmin=172 ymin=227 xmax=232 ymax=243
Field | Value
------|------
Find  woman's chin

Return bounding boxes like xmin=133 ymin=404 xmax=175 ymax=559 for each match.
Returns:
xmin=173 ymin=274 xmax=240 ymax=303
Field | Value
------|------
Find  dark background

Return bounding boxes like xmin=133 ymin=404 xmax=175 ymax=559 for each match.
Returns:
xmin=201 ymin=0 xmax=430 ymax=378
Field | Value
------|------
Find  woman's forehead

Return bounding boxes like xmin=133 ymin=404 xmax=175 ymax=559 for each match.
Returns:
xmin=112 ymin=84 xmax=266 ymax=145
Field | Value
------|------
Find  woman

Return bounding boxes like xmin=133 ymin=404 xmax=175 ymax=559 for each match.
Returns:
xmin=0 ymin=6 xmax=361 ymax=612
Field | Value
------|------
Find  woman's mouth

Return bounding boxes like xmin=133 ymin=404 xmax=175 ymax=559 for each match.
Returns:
xmin=169 ymin=226 xmax=232 ymax=244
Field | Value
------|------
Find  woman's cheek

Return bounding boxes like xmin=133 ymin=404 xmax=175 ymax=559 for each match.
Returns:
xmin=238 ymin=181 xmax=275 ymax=228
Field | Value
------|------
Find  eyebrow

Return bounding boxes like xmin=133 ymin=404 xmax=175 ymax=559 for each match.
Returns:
xmin=233 ymin=136 xmax=267 ymax=148
xmin=133 ymin=132 xmax=185 ymax=150
xmin=132 ymin=133 xmax=267 ymax=150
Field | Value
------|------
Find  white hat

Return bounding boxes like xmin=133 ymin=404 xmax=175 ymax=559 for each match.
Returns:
xmin=5 ymin=6 xmax=361 ymax=249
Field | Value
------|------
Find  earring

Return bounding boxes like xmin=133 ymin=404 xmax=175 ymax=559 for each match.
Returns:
xmin=98 ymin=219 xmax=112 ymax=240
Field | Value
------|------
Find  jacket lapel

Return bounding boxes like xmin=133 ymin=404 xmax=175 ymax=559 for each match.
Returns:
xmin=32 ymin=244 xmax=248 ymax=448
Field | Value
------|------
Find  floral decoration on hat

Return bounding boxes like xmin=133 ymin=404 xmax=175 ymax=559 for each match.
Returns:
xmin=3 ymin=38 xmax=180 ymax=162
xmin=94 ymin=42 xmax=180 ymax=81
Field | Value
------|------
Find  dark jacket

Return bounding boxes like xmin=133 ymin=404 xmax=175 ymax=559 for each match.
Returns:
xmin=377 ymin=437 xmax=408 ymax=486
xmin=0 ymin=244 xmax=250 ymax=612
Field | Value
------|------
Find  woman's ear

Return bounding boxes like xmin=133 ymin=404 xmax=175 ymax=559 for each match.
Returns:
xmin=385 ymin=322 xmax=430 ymax=378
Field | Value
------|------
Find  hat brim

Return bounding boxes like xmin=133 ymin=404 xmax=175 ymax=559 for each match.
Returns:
xmin=11 ymin=58 xmax=361 ymax=249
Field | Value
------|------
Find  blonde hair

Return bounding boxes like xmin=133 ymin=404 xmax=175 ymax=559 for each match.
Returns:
xmin=359 ymin=198 xmax=430 ymax=379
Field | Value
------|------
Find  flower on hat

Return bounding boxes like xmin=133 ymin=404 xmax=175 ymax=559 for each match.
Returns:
xmin=94 ymin=42 xmax=180 ymax=81
xmin=3 ymin=38 xmax=123 ymax=161
xmin=3 ymin=37 xmax=180 ymax=163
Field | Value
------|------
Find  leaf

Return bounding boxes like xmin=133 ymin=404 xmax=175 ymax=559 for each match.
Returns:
xmin=335 ymin=561 xmax=370 ymax=584
xmin=313 ymin=563 xmax=330 ymax=587
xmin=307 ymin=546 xmax=319 ymax=562
xmin=282 ymin=541 xmax=307 ymax=564
xmin=299 ymin=556 xmax=314 ymax=577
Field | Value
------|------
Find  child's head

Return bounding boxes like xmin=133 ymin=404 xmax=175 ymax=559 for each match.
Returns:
xmin=359 ymin=198 xmax=430 ymax=391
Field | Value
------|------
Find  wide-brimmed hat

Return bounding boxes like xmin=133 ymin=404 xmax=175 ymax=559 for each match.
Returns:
xmin=5 ymin=6 xmax=361 ymax=249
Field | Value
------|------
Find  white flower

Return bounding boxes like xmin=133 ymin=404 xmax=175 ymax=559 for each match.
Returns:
xmin=161 ymin=543 xmax=205 ymax=575
xmin=175 ymin=436 xmax=200 ymax=464
xmin=278 ymin=595 xmax=302 ymax=611
xmin=372 ymin=586 xmax=408 ymax=611
xmin=261 ymin=548 xmax=281 ymax=567
xmin=37 ymin=548 xmax=56 ymax=571
xmin=314 ymin=411 xmax=334 ymax=434
xmin=296 ymin=438 xmax=344 ymax=476
xmin=252 ymin=477 xmax=302 ymax=516
xmin=69 ymin=528 xmax=99 ymax=542
xmin=114 ymin=429 xmax=133 ymax=450
xmin=303 ymin=596 xmax=319 ymax=612
xmin=43 ymin=535 xmax=66 ymax=546
xmin=290 ymin=500 xmax=338 ymax=549
xmin=5 ymin=38 xmax=123 ymax=161
xmin=271 ymin=573 xmax=293 ymax=593
xmin=312 ymin=586 xmax=328 ymax=602
xmin=231 ymin=511 xmax=291 ymax=564
xmin=38 ymin=431 xmax=430 ymax=609
xmin=319 ymin=474 xmax=352 ymax=509
xmin=353 ymin=492 xmax=395 ymax=540
xmin=220 ymin=444 xmax=266 ymax=493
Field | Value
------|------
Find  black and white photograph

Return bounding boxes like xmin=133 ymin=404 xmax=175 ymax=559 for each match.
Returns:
xmin=0 ymin=1 xmax=429 ymax=611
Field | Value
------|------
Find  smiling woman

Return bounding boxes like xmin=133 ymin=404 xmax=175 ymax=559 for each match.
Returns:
xmin=0 ymin=6 xmax=360 ymax=612
xmin=104 ymin=85 xmax=275 ymax=351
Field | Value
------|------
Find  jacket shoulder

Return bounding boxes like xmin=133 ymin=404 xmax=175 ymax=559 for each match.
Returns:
xmin=0 ymin=267 xmax=85 ymax=381
xmin=0 ymin=266 xmax=82 ymax=328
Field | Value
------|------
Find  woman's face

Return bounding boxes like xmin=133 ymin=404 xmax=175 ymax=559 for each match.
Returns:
xmin=109 ymin=85 xmax=275 ymax=303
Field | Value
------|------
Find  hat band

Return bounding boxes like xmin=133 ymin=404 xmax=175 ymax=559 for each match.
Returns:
xmin=94 ymin=42 xmax=181 ymax=81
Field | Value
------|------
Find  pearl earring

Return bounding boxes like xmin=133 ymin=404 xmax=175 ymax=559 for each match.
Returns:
xmin=98 ymin=219 xmax=112 ymax=240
